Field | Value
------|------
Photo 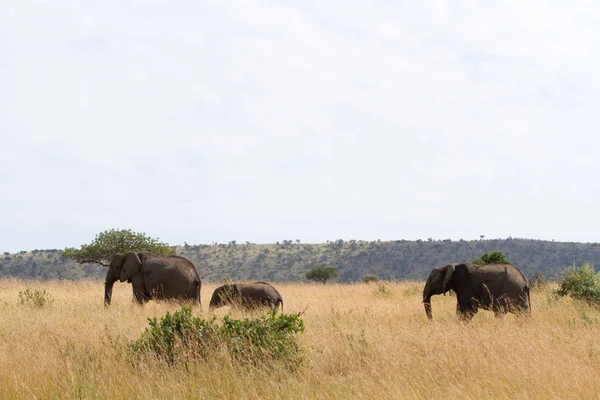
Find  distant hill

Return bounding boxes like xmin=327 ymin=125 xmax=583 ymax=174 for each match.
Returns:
xmin=1 ymin=238 xmax=597 ymax=282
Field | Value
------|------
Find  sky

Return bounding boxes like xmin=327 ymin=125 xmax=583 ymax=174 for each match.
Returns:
xmin=2 ymin=1 xmax=600 ymax=253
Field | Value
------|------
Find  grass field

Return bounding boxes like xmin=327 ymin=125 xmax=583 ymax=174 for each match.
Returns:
xmin=0 ymin=279 xmax=598 ymax=399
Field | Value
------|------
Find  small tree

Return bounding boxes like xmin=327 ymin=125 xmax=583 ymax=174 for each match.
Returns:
xmin=305 ymin=266 xmax=339 ymax=284
xmin=63 ymin=229 xmax=174 ymax=267
xmin=363 ymin=274 xmax=380 ymax=283
xmin=472 ymin=250 xmax=508 ymax=265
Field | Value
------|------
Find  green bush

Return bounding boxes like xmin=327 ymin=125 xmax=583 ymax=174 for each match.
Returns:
xmin=18 ymin=289 xmax=54 ymax=308
xmin=363 ymin=274 xmax=380 ymax=283
xmin=131 ymin=307 xmax=305 ymax=366
xmin=556 ymin=262 xmax=600 ymax=305
xmin=131 ymin=307 xmax=219 ymax=363
xmin=220 ymin=312 xmax=305 ymax=362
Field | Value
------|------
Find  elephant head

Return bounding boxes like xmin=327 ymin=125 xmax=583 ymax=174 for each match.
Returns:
xmin=104 ymin=252 xmax=142 ymax=306
xmin=422 ymin=263 xmax=476 ymax=320
xmin=422 ymin=264 xmax=456 ymax=320
xmin=208 ymin=284 xmax=239 ymax=310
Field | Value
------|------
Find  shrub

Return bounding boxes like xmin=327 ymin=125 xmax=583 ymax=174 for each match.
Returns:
xmin=131 ymin=307 xmax=219 ymax=363
xmin=363 ymin=274 xmax=380 ymax=283
xmin=18 ymin=289 xmax=55 ymax=308
xmin=131 ymin=307 xmax=305 ymax=366
xmin=220 ymin=312 xmax=305 ymax=363
xmin=556 ymin=262 xmax=600 ymax=306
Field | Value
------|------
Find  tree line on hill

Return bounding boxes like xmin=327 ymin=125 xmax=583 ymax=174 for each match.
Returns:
xmin=1 ymin=230 xmax=599 ymax=281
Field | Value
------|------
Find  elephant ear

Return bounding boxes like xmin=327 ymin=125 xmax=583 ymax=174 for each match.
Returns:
xmin=110 ymin=253 xmax=125 ymax=270
xmin=442 ymin=264 xmax=455 ymax=292
xmin=119 ymin=252 xmax=142 ymax=282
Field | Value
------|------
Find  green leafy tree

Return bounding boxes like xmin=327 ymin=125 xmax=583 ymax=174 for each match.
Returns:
xmin=63 ymin=229 xmax=174 ymax=267
xmin=305 ymin=265 xmax=339 ymax=284
xmin=472 ymin=250 xmax=508 ymax=265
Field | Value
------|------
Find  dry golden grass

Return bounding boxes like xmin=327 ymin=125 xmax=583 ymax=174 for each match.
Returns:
xmin=0 ymin=279 xmax=599 ymax=399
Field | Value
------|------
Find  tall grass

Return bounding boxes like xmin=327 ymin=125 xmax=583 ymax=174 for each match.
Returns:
xmin=0 ymin=279 xmax=598 ymax=399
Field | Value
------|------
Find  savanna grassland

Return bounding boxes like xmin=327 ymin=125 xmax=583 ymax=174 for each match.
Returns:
xmin=0 ymin=279 xmax=599 ymax=399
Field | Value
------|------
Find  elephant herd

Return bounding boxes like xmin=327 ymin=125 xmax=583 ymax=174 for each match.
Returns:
xmin=104 ymin=252 xmax=531 ymax=321
xmin=104 ymin=252 xmax=283 ymax=311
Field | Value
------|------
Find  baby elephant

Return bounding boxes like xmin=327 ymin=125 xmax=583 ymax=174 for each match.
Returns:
xmin=209 ymin=281 xmax=283 ymax=311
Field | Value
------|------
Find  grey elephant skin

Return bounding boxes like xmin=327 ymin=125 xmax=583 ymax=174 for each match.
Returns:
xmin=104 ymin=252 xmax=202 ymax=307
xmin=209 ymin=281 xmax=283 ymax=311
xmin=422 ymin=262 xmax=530 ymax=320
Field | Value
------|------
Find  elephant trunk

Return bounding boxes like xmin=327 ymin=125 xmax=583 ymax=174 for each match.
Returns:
xmin=104 ymin=280 xmax=115 ymax=307
xmin=104 ymin=269 xmax=117 ymax=307
xmin=423 ymin=295 xmax=433 ymax=320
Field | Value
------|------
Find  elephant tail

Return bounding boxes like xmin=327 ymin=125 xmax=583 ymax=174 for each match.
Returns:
xmin=526 ymin=285 xmax=531 ymax=315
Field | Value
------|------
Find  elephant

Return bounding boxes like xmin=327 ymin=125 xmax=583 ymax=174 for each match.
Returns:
xmin=104 ymin=252 xmax=202 ymax=307
xmin=209 ymin=281 xmax=283 ymax=311
xmin=422 ymin=262 xmax=530 ymax=321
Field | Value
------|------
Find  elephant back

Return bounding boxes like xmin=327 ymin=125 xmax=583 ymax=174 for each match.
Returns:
xmin=167 ymin=255 xmax=201 ymax=277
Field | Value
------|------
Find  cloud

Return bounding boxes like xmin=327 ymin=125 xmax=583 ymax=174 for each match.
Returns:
xmin=1 ymin=1 xmax=600 ymax=252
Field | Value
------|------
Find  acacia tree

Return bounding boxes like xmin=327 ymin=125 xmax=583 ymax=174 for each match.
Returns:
xmin=472 ymin=250 xmax=508 ymax=265
xmin=305 ymin=266 xmax=339 ymax=284
xmin=63 ymin=229 xmax=174 ymax=267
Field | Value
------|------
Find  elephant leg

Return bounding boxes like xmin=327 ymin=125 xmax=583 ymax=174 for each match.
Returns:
xmin=131 ymin=274 xmax=147 ymax=304
xmin=456 ymin=303 xmax=471 ymax=321
xmin=458 ymin=310 xmax=473 ymax=322
xmin=496 ymin=297 xmax=514 ymax=316
xmin=519 ymin=294 xmax=531 ymax=316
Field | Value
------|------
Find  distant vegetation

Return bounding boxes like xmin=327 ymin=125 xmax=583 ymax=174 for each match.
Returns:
xmin=2 ymin=237 xmax=600 ymax=281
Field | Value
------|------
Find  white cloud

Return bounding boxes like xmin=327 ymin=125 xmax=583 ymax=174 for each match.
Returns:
xmin=1 ymin=1 xmax=600 ymax=252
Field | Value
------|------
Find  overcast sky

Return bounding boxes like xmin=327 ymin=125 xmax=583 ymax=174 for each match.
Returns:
xmin=2 ymin=1 xmax=600 ymax=253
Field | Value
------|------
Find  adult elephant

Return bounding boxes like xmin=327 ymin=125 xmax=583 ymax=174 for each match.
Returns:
xmin=422 ymin=262 xmax=530 ymax=320
xmin=104 ymin=252 xmax=202 ymax=307
xmin=209 ymin=281 xmax=283 ymax=311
